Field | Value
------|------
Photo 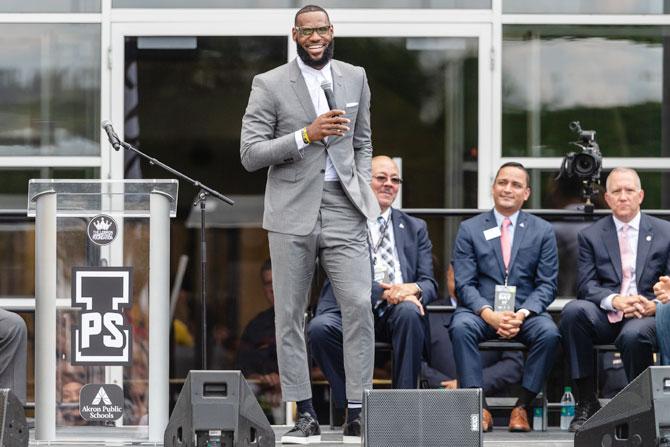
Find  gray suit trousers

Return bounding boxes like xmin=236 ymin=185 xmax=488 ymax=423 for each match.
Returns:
xmin=269 ymin=182 xmax=374 ymax=403
xmin=0 ymin=308 xmax=27 ymax=403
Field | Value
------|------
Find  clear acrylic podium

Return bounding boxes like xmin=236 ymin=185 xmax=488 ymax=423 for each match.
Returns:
xmin=27 ymin=180 xmax=178 ymax=444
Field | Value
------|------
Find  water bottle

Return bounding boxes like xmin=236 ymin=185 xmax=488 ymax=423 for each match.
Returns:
xmin=560 ymin=386 xmax=575 ymax=430
xmin=532 ymin=407 xmax=543 ymax=431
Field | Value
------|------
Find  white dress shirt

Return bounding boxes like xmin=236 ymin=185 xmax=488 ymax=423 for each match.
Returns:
xmin=493 ymin=208 xmax=520 ymax=248
xmin=292 ymin=57 xmax=338 ymax=181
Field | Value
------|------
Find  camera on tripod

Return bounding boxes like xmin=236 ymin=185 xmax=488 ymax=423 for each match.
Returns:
xmin=557 ymin=121 xmax=603 ymax=212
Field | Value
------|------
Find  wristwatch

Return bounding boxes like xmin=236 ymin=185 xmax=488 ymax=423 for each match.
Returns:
xmin=415 ymin=283 xmax=423 ymax=301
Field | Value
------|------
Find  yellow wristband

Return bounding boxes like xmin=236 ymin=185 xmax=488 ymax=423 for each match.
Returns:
xmin=301 ymin=127 xmax=311 ymax=145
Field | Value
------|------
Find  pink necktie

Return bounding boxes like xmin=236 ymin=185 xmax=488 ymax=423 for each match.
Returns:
xmin=609 ymin=224 xmax=631 ymax=323
xmin=501 ymin=217 xmax=512 ymax=271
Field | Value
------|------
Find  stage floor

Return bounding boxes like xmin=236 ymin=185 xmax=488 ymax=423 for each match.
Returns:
xmin=25 ymin=426 xmax=575 ymax=446
xmin=274 ymin=426 xmax=575 ymax=446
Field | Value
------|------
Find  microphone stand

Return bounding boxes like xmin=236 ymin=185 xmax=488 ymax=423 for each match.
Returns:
xmin=116 ymin=139 xmax=234 ymax=371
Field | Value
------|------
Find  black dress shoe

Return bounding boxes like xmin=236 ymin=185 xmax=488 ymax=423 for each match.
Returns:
xmin=342 ymin=416 xmax=362 ymax=444
xmin=569 ymin=400 xmax=601 ymax=433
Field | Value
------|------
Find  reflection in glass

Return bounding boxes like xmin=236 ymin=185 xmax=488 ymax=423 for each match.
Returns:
xmin=529 ymin=169 xmax=666 ymax=296
xmin=0 ymin=168 xmax=98 ymax=211
xmin=0 ymin=222 xmax=35 ymax=296
xmin=337 ymin=37 xmax=478 ymax=209
xmin=112 ymin=0 xmax=489 ymax=9
xmin=0 ymin=168 xmax=97 ymax=300
xmin=336 ymin=36 xmax=478 ymax=275
xmin=504 ymin=0 xmax=669 ymax=15
xmin=503 ymin=26 xmax=670 ymax=158
xmin=0 ymin=0 xmax=100 ymax=13
xmin=0 ymin=24 xmax=100 ymax=156
xmin=534 ymin=169 xmax=663 ymax=210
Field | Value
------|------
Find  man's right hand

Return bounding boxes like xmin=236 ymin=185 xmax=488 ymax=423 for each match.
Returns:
xmin=441 ymin=379 xmax=458 ymax=389
xmin=653 ymin=276 xmax=670 ymax=303
xmin=259 ymin=372 xmax=281 ymax=388
xmin=306 ymin=110 xmax=350 ymax=142
xmin=481 ymin=308 xmax=521 ymax=339
xmin=612 ymin=295 xmax=643 ymax=318
xmin=403 ymin=295 xmax=425 ymax=316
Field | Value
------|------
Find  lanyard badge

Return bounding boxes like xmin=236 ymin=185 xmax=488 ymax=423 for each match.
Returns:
xmin=494 ymin=284 xmax=516 ymax=312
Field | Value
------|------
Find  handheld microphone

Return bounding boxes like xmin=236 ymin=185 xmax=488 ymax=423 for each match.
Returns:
xmin=320 ymin=81 xmax=337 ymax=111
xmin=101 ymin=120 xmax=122 ymax=151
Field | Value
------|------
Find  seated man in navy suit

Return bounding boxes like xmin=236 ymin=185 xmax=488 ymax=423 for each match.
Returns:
xmin=560 ymin=167 xmax=670 ymax=431
xmin=451 ymin=162 xmax=560 ymax=433
xmin=422 ymin=265 xmax=524 ymax=397
xmin=308 ymin=155 xmax=438 ymax=442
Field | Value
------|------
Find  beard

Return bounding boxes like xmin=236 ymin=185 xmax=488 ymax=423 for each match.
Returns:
xmin=296 ymin=39 xmax=334 ymax=68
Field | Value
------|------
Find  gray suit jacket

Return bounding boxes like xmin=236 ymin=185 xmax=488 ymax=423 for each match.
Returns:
xmin=240 ymin=58 xmax=380 ymax=236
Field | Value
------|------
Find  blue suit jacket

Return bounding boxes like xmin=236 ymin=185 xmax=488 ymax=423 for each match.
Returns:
xmin=577 ymin=213 xmax=670 ymax=305
xmin=453 ymin=209 xmax=558 ymax=315
xmin=316 ymin=208 xmax=438 ymax=315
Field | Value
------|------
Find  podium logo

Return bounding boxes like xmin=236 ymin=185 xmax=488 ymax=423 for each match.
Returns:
xmin=71 ymin=267 xmax=133 ymax=366
xmin=87 ymin=214 xmax=118 ymax=246
xmin=80 ymin=384 xmax=124 ymax=422
xmin=92 ymin=387 xmax=112 ymax=405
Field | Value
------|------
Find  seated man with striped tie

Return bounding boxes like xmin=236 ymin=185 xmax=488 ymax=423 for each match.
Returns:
xmin=451 ymin=162 xmax=560 ymax=433
xmin=560 ymin=167 xmax=670 ymax=432
xmin=308 ymin=155 xmax=438 ymax=443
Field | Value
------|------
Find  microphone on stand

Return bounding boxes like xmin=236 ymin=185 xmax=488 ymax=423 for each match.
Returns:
xmin=101 ymin=120 xmax=122 ymax=151
xmin=320 ymin=81 xmax=337 ymax=110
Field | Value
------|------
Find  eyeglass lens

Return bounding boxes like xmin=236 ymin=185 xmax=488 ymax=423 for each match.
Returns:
xmin=374 ymin=175 xmax=402 ymax=185
xmin=298 ymin=26 xmax=330 ymax=36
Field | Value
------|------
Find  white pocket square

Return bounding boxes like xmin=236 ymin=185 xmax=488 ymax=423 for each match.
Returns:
xmin=345 ymin=102 xmax=359 ymax=108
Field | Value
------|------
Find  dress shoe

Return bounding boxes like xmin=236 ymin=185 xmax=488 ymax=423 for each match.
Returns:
xmin=508 ymin=406 xmax=531 ymax=432
xmin=482 ymin=408 xmax=493 ymax=432
xmin=342 ymin=415 xmax=362 ymax=444
xmin=569 ymin=399 xmax=601 ymax=433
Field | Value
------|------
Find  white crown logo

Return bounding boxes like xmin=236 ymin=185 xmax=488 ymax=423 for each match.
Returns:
xmin=93 ymin=218 xmax=112 ymax=231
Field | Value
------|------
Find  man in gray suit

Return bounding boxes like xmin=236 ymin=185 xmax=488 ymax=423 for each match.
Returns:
xmin=241 ymin=4 xmax=379 ymax=444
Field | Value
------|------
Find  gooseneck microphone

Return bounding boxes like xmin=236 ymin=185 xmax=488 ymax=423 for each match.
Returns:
xmin=101 ymin=120 xmax=122 ymax=151
xmin=320 ymin=81 xmax=337 ymax=110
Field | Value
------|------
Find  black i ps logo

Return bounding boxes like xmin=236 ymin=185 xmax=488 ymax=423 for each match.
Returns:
xmin=71 ymin=267 xmax=133 ymax=366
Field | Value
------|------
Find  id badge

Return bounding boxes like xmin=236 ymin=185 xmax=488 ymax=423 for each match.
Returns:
xmin=374 ymin=262 xmax=390 ymax=283
xmin=494 ymin=285 xmax=516 ymax=312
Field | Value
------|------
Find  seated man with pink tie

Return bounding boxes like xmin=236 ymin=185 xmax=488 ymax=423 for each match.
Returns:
xmin=559 ymin=167 xmax=670 ymax=432
xmin=451 ymin=162 xmax=560 ymax=433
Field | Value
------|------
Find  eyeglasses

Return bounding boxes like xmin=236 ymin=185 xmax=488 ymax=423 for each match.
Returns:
xmin=295 ymin=26 xmax=331 ymax=37
xmin=373 ymin=175 xmax=403 ymax=185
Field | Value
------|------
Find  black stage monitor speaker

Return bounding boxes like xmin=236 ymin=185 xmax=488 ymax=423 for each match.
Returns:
xmin=364 ymin=388 xmax=483 ymax=447
xmin=164 ymin=371 xmax=274 ymax=447
xmin=0 ymin=389 xmax=27 ymax=447
xmin=575 ymin=366 xmax=670 ymax=447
